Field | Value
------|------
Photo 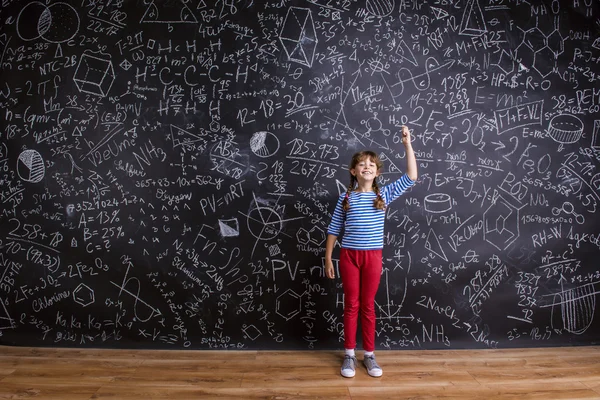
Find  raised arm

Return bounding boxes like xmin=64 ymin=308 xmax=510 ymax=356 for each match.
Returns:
xmin=402 ymin=125 xmax=418 ymax=181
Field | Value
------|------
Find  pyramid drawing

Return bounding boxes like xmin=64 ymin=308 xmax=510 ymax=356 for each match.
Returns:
xmin=459 ymin=0 xmax=486 ymax=36
xmin=279 ymin=7 xmax=318 ymax=67
xmin=140 ymin=0 xmax=197 ymax=24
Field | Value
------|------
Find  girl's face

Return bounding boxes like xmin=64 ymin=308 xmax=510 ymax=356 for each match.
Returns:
xmin=351 ymin=156 xmax=380 ymax=183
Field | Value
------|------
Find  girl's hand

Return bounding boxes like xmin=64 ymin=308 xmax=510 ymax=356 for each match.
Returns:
xmin=401 ymin=125 xmax=411 ymax=146
xmin=325 ymin=259 xmax=335 ymax=279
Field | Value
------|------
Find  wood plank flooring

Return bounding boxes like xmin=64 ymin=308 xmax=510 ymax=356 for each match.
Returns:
xmin=0 ymin=345 xmax=599 ymax=399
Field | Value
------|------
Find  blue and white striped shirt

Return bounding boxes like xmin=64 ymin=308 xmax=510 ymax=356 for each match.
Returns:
xmin=327 ymin=174 xmax=415 ymax=250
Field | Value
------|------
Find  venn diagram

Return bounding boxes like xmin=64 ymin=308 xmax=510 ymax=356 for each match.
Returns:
xmin=16 ymin=2 xmax=80 ymax=43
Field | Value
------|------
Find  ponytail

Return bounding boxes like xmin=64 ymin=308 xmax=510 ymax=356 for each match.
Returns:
xmin=372 ymin=180 xmax=385 ymax=210
xmin=342 ymin=175 xmax=356 ymax=211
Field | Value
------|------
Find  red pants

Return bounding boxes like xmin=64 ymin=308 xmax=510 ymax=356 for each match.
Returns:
xmin=339 ymin=248 xmax=383 ymax=352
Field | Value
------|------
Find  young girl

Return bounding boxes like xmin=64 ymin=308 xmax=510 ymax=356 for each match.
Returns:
xmin=325 ymin=125 xmax=417 ymax=378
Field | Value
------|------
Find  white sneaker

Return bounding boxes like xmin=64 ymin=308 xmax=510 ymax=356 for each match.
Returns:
xmin=341 ymin=355 xmax=357 ymax=378
xmin=364 ymin=354 xmax=383 ymax=377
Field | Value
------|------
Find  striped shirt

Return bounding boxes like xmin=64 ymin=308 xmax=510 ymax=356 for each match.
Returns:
xmin=327 ymin=174 xmax=415 ymax=250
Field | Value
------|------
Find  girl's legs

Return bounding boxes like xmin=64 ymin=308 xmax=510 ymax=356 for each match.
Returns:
xmin=339 ymin=249 xmax=382 ymax=351
xmin=359 ymin=249 xmax=382 ymax=352
xmin=339 ymin=248 xmax=360 ymax=351
xmin=339 ymin=248 xmax=383 ymax=378
xmin=359 ymin=249 xmax=384 ymax=377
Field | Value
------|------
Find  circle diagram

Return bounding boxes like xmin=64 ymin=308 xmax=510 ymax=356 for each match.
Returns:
xmin=17 ymin=2 xmax=80 ymax=43
xmin=250 ymin=131 xmax=280 ymax=158
xmin=366 ymin=0 xmax=395 ymax=17
xmin=246 ymin=206 xmax=282 ymax=241
xmin=17 ymin=149 xmax=45 ymax=183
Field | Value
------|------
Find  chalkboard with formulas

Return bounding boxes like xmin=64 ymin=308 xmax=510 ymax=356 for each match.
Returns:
xmin=1 ymin=0 xmax=600 ymax=350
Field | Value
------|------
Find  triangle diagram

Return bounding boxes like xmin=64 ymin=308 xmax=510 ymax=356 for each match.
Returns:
xmin=170 ymin=125 xmax=207 ymax=149
xmin=380 ymin=153 xmax=402 ymax=173
xmin=395 ymin=40 xmax=418 ymax=67
xmin=425 ymin=228 xmax=448 ymax=261
xmin=459 ymin=0 xmax=486 ymax=36
xmin=0 ymin=298 xmax=15 ymax=329
xmin=140 ymin=0 xmax=197 ymax=23
xmin=336 ymin=179 xmax=349 ymax=196
xmin=430 ymin=6 xmax=449 ymax=20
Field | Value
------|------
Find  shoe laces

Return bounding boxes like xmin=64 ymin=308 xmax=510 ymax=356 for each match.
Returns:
xmin=342 ymin=355 xmax=356 ymax=370
xmin=365 ymin=355 xmax=381 ymax=370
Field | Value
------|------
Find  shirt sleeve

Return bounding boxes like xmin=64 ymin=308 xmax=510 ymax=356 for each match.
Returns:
xmin=327 ymin=195 xmax=345 ymax=236
xmin=382 ymin=173 xmax=415 ymax=206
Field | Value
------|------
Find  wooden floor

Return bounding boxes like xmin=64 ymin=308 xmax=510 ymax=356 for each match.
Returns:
xmin=0 ymin=346 xmax=599 ymax=399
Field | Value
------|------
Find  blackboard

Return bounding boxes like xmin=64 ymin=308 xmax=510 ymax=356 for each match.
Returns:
xmin=1 ymin=0 xmax=600 ymax=350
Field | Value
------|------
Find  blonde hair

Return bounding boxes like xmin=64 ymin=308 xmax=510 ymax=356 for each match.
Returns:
xmin=342 ymin=151 xmax=385 ymax=211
